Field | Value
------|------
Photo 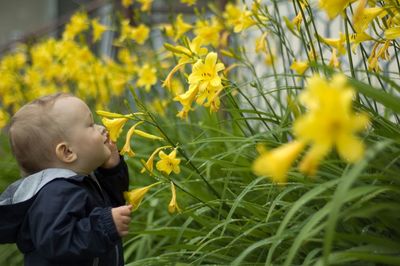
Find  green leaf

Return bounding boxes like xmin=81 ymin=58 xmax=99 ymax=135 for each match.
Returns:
xmin=348 ymin=77 xmax=400 ymax=114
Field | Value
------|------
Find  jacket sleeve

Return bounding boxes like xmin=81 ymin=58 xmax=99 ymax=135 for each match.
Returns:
xmin=27 ymin=180 xmax=120 ymax=260
xmin=95 ymin=156 xmax=129 ymax=207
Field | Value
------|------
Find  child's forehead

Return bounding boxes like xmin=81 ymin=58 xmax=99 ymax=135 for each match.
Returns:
xmin=52 ymin=97 xmax=92 ymax=119
xmin=56 ymin=96 xmax=88 ymax=108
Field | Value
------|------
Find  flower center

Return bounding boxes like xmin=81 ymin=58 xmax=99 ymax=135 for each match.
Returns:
xmin=201 ymin=72 xmax=212 ymax=78
xmin=329 ymin=120 xmax=342 ymax=136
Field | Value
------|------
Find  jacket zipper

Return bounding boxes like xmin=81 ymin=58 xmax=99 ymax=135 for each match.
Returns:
xmin=115 ymin=245 xmax=119 ymax=265
xmin=92 ymin=257 xmax=99 ymax=266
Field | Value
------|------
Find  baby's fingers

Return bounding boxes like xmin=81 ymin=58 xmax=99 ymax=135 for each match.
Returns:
xmin=112 ymin=205 xmax=132 ymax=216
xmin=119 ymin=230 xmax=129 ymax=237
xmin=120 ymin=205 xmax=132 ymax=215
xmin=120 ymin=215 xmax=131 ymax=225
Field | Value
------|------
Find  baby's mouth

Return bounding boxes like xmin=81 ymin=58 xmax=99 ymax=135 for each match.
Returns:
xmin=104 ymin=133 xmax=110 ymax=144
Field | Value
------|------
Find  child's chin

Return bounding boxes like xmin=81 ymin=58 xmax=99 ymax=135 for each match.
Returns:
xmin=103 ymin=145 xmax=112 ymax=155
xmin=104 ymin=150 xmax=112 ymax=160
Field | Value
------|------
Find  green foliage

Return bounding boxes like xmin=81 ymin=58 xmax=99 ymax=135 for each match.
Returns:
xmin=1 ymin=0 xmax=400 ymax=265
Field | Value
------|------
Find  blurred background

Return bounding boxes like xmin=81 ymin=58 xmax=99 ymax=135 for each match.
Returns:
xmin=0 ymin=0 xmax=93 ymax=52
xmin=0 ymin=0 xmax=221 ymax=55
xmin=1 ymin=1 xmax=399 ymax=265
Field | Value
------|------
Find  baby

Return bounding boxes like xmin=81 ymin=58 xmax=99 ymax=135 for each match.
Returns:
xmin=0 ymin=93 xmax=131 ymax=266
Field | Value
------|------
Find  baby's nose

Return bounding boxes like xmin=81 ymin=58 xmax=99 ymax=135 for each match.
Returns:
xmin=95 ymin=124 xmax=107 ymax=135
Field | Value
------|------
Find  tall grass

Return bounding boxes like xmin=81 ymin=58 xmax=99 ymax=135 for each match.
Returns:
xmin=1 ymin=0 xmax=400 ymax=265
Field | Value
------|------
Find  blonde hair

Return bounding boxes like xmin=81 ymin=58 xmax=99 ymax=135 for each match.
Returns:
xmin=8 ymin=93 xmax=71 ymax=175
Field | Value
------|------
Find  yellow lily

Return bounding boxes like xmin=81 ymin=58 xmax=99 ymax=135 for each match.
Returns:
xmin=120 ymin=125 xmax=136 ymax=157
xmin=96 ymin=110 xmax=139 ymax=119
xmin=353 ymin=0 xmax=387 ymax=33
xmin=385 ymin=27 xmax=400 ymax=40
xmin=290 ymin=60 xmax=309 ymax=75
xmin=133 ymin=129 xmax=163 ymax=140
xmin=141 ymin=146 xmax=172 ymax=174
xmin=102 ymin=117 xmax=128 ymax=142
xmin=123 ymin=181 xmax=162 ymax=211
xmin=156 ymin=148 xmax=181 ymax=175
xmin=252 ymin=141 xmax=306 ymax=184
xmin=319 ymin=0 xmax=352 ymax=19
xmin=168 ymin=182 xmax=181 ymax=214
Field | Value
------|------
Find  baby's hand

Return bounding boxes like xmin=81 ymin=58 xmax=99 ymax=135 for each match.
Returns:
xmin=111 ymin=205 xmax=132 ymax=237
xmin=101 ymin=140 xmax=120 ymax=169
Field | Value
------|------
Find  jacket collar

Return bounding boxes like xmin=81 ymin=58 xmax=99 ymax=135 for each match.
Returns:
xmin=0 ymin=168 xmax=79 ymax=205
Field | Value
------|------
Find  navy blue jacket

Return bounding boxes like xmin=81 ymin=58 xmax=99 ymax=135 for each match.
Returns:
xmin=0 ymin=159 xmax=129 ymax=266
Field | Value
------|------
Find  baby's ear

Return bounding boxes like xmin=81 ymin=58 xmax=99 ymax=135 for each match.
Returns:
xmin=55 ymin=142 xmax=77 ymax=163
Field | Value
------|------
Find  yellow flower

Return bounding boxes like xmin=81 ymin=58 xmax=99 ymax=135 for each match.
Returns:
xmin=117 ymin=19 xmax=132 ymax=43
xmin=255 ymin=32 xmax=268 ymax=54
xmin=316 ymin=33 xmax=346 ymax=55
xmin=319 ymin=0 xmax=352 ymax=19
xmin=120 ymin=121 xmax=163 ymax=157
xmin=293 ymin=74 xmax=370 ymax=175
xmin=188 ymin=52 xmax=224 ymax=90
xmin=174 ymin=52 xmax=224 ymax=116
xmin=194 ymin=17 xmax=223 ymax=47
xmin=391 ymin=12 xmax=400 ymax=25
xmin=298 ymin=142 xmax=331 ymax=176
xmin=368 ymin=45 xmax=381 ymax=72
xmin=161 ymin=23 xmax=175 ymax=38
xmin=181 ymin=52 xmax=225 ymax=112
xmin=385 ymin=27 xmax=400 ymax=40
xmin=284 ymin=10 xmax=303 ymax=34
xmin=284 ymin=16 xmax=296 ymax=33
xmin=141 ymin=146 xmax=172 ymax=174
xmin=329 ymin=49 xmax=340 ymax=68
xmin=168 ymin=36 xmax=208 ymax=64
xmin=117 ymin=48 xmax=138 ymax=74
xmin=131 ymin=24 xmax=150 ymax=45
xmin=156 ymin=149 xmax=181 ymax=175
xmin=133 ymin=129 xmax=163 ymax=140
xmin=174 ymin=85 xmax=198 ymax=119
xmin=290 ymin=60 xmax=309 ymax=75
xmin=368 ymin=41 xmax=390 ymax=72
xmin=123 ymin=181 xmax=162 ymax=211
xmin=102 ymin=117 xmax=128 ymax=142
xmin=174 ymin=14 xmax=193 ymax=41
xmin=62 ymin=12 xmax=89 ymax=41
xmin=136 ymin=64 xmax=157 ymax=92
xmin=138 ymin=0 xmax=153 ymax=12
xmin=252 ymin=141 xmax=305 ymax=184
xmin=168 ymin=182 xmax=181 ymax=214
xmin=292 ymin=10 xmax=303 ymax=28
xmin=118 ymin=21 xmax=150 ymax=45
xmin=91 ymin=19 xmax=107 ymax=42
xmin=264 ymin=52 xmax=275 ymax=66
xmin=253 ymin=74 xmax=369 ymax=181
xmin=162 ymin=61 xmax=190 ymax=89
xmin=353 ymin=0 xmax=387 ymax=33
xmin=223 ymin=3 xmax=256 ymax=33
xmin=1 ymin=51 xmax=26 ymax=70
xmin=181 ymin=0 xmax=196 ymax=6
xmin=122 ymin=0 xmax=133 ymax=8
xmin=96 ymin=110 xmax=140 ymax=119
xmin=168 ymin=78 xmax=184 ymax=96
xmin=349 ymin=32 xmax=373 ymax=52
xmin=120 ymin=125 xmax=136 ymax=157
xmin=119 ymin=121 xmax=144 ymax=156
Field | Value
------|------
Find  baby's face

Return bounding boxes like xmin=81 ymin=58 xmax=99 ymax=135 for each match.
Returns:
xmin=52 ymin=96 xmax=111 ymax=173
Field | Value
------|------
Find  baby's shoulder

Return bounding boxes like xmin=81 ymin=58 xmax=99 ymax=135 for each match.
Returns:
xmin=36 ymin=175 xmax=91 ymax=199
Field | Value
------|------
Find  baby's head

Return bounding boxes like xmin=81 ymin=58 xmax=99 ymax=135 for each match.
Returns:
xmin=8 ymin=93 xmax=111 ymax=176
